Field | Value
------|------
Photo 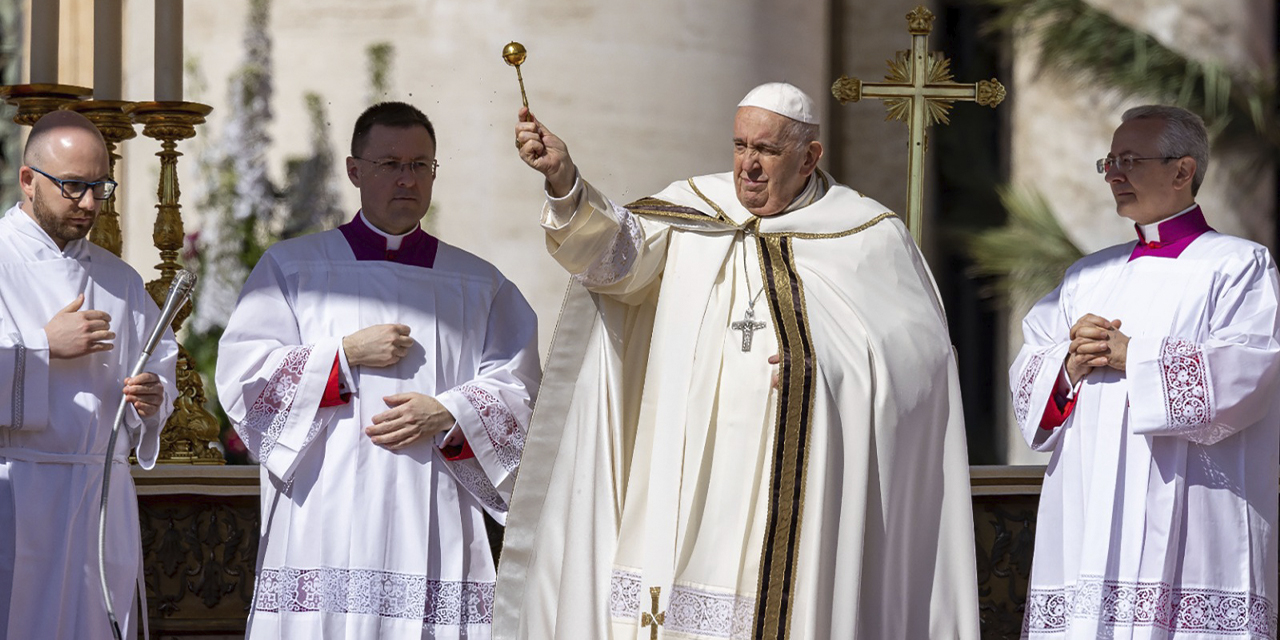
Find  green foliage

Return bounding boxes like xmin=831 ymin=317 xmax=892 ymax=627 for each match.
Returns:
xmin=970 ymin=0 xmax=1277 ymax=306
xmin=367 ymin=42 xmax=395 ymax=103
xmin=967 ymin=185 xmax=1083 ymax=306
xmin=982 ymin=0 xmax=1278 ymax=148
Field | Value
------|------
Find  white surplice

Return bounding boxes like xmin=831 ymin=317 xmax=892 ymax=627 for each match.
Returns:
xmin=495 ymin=172 xmax=979 ymax=640
xmin=1011 ymin=228 xmax=1280 ymax=639
xmin=0 ymin=204 xmax=177 ymax=639
xmin=216 ymin=216 xmax=540 ymax=639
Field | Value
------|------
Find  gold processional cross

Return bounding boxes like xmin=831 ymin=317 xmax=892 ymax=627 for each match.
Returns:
xmin=831 ymin=5 xmax=1006 ymax=246
xmin=640 ymin=586 xmax=665 ymax=640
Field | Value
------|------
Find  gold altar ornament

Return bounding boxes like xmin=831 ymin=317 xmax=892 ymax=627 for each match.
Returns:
xmin=64 ymin=100 xmax=138 ymax=257
xmin=124 ymin=100 xmax=225 ymax=465
xmin=0 ymin=83 xmax=93 ymax=126
xmin=831 ymin=5 xmax=1006 ymax=246
xmin=502 ymin=41 xmax=530 ymax=109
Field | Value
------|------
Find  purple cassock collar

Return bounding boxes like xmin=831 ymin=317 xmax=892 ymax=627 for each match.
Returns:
xmin=1128 ymin=205 xmax=1212 ymax=262
xmin=338 ymin=212 xmax=439 ymax=268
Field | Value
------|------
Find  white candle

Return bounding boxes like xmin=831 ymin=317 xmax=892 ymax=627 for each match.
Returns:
xmin=30 ymin=0 xmax=60 ymax=84
xmin=94 ymin=0 xmax=122 ymax=100
xmin=154 ymin=0 xmax=183 ymax=101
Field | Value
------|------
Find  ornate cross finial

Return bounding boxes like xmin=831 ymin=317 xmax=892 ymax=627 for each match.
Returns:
xmin=640 ymin=586 xmax=665 ymax=640
xmin=831 ymin=5 xmax=1006 ymax=245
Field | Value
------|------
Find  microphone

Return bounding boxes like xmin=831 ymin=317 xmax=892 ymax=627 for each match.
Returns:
xmin=99 ymin=269 xmax=197 ymax=640
xmin=130 ymin=269 xmax=198 ymax=378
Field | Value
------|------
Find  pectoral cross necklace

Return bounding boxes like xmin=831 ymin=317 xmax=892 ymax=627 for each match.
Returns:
xmin=731 ymin=243 xmax=767 ymax=352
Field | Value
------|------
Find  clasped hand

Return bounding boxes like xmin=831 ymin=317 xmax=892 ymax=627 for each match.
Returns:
xmin=343 ymin=324 xmax=413 ymax=368
xmin=366 ymin=393 xmax=455 ymax=450
xmin=1066 ymin=313 xmax=1129 ymax=384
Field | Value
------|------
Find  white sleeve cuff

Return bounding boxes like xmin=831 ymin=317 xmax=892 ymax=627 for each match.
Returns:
xmin=1055 ymin=364 xmax=1083 ymax=400
xmin=543 ymin=172 xmax=584 ymax=229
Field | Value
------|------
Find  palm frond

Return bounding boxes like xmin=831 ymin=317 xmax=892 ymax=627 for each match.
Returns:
xmin=967 ymin=185 xmax=1084 ymax=306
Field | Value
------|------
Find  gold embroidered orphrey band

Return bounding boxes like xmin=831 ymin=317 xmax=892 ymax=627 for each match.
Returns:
xmin=753 ymin=234 xmax=817 ymax=640
xmin=629 ymin=177 xmax=899 ymax=241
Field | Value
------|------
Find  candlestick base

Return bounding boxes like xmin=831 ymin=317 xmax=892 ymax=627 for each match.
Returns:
xmin=0 ymin=84 xmax=93 ymax=125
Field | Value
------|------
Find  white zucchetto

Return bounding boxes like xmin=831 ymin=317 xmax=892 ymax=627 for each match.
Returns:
xmin=737 ymin=82 xmax=819 ymax=125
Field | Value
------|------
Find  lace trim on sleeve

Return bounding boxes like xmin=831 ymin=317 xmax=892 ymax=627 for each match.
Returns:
xmin=458 ymin=384 xmax=524 ymax=472
xmin=9 ymin=341 xmax=24 ymax=430
xmin=575 ymin=204 xmax=643 ymax=288
xmin=449 ymin=456 xmax=508 ymax=513
xmin=1158 ymin=338 xmax=1219 ymax=443
xmin=1013 ymin=353 xmax=1045 ymax=425
xmin=239 ymin=346 xmax=313 ymax=462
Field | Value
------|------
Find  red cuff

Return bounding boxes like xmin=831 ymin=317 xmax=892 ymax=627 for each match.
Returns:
xmin=319 ymin=353 xmax=352 ymax=408
xmin=440 ymin=437 xmax=475 ymax=460
xmin=1039 ymin=389 xmax=1078 ymax=430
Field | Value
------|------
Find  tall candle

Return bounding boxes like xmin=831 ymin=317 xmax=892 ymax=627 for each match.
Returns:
xmin=94 ymin=0 xmax=122 ymax=100
xmin=30 ymin=0 xmax=60 ymax=84
xmin=155 ymin=0 xmax=183 ymax=101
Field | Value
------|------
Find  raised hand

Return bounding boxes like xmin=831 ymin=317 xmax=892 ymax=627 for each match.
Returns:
xmin=365 ymin=392 xmax=455 ymax=450
xmin=342 ymin=324 xmax=414 ymax=368
xmin=43 ymin=294 xmax=114 ymax=359
xmin=515 ymin=107 xmax=577 ymax=197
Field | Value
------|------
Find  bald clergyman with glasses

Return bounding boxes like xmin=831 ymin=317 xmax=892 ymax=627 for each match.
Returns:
xmin=0 ymin=110 xmax=179 ymax=638
xmin=1011 ymin=105 xmax=1280 ymax=638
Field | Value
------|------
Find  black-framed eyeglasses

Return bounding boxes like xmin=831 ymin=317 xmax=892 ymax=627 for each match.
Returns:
xmin=1096 ymin=155 xmax=1181 ymax=174
xmin=28 ymin=166 xmax=118 ymax=200
xmin=352 ymin=156 xmax=439 ymax=178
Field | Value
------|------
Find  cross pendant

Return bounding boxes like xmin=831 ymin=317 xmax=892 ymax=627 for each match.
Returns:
xmin=639 ymin=586 xmax=665 ymax=640
xmin=731 ymin=307 xmax=768 ymax=352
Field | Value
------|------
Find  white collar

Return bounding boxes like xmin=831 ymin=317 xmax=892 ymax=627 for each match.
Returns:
xmin=1137 ymin=203 xmax=1198 ymax=244
xmin=4 ymin=202 xmax=88 ymax=258
xmin=358 ymin=210 xmax=413 ymax=250
xmin=781 ymin=173 xmax=824 ymax=214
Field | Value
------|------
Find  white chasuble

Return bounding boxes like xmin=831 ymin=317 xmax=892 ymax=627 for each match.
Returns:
xmin=0 ymin=204 xmax=178 ymax=639
xmin=495 ymin=172 xmax=980 ymax=640
xmin=1011 ymin=229 xmax=1280 ymax=639
xmin=217 ymin=216 xmax=540 ymax=640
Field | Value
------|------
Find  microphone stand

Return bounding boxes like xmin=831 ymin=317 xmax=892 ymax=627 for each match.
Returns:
xmin=98 ymin=269 xmax=196 ymax=640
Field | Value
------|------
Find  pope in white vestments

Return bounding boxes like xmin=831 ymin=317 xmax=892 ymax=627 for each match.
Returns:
xmin=498 ymin=84 xmax=979 ymax=639
xmin=1012 ymin=106 xmax=1279 ymax=639
xmin=0 ymin=112 xmax=178 ymax=639
xmin=217 ymin=102 xmax=540 ymax=639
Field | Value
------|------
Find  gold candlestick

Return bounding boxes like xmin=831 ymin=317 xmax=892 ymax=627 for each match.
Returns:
xmin=64 ymin=100 xmax=137 ymax=257
xmin=0 ymin=83 xmax=93 ymax=126
xmin=502 ymin=41 xmax=530 ymax=108
xmin=125 ymin=101 xmax=225 ymax=465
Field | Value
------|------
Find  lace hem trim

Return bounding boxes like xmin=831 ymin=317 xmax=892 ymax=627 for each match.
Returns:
xmin=609 ymin=569 xmax=756 ymax=639
xmin=254 ymin=567 xmax=494 ymax=625
xmin=1024 ymin=578 xmax=1277 ymax=637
